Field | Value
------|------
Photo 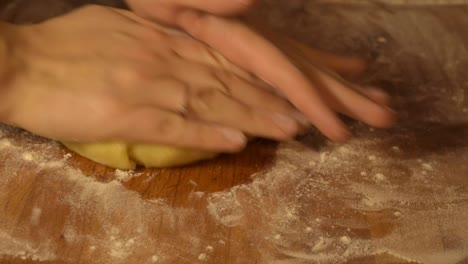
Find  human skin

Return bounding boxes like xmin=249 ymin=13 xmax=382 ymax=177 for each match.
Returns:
xmin=126 ymin=0 xmax=396 ymax=142
xmin=0 ymin=6 xmax=306 ymax=151
xmin=0 ymin=4 xmax=395 ymax=152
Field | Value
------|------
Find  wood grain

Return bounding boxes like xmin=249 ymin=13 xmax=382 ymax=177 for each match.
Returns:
xmin=0 ymin=1 xmax=468 ymax=264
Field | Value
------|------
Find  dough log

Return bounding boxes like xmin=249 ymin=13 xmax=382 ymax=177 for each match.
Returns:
xmin=63 ymin=142 xmax=218 ymax=169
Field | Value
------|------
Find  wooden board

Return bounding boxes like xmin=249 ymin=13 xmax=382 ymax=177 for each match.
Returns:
xmin=0 ymin=1 xmax=467 ymax=264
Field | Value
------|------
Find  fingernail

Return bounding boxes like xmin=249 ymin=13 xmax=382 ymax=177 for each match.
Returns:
xmin=270 ymin=113 xmax=298 ymax=135
xmin=218 ymin=127 xmax=247 ymax=146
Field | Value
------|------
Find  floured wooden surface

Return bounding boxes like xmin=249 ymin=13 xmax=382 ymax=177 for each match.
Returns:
xmin=1 ymin=1 xmax=468 ymax=264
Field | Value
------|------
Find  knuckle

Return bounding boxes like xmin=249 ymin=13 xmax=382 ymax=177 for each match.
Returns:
xmin=111 ymin=66 xmax=146 ymax=88
xmin=127 ymin=45 xmax=154 ymax=63
xmin=210 ymin=71 xmax=233 ymax=95
xmin=213 ymin=70 xmax=233 ymax=83
xmin=136 ymin=27 xmax=165 ymax=43
xmin=190 ymin=89 xmax=220 ymax=114
xmin=204 ymin=48 xmax=230 ymax=67
xmin=184 ymin=39 xmax=207 ymax=55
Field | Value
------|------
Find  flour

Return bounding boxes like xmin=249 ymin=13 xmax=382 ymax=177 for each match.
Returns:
xmin=205 ymin=246 xmax=213 ymax=252
xmin=114 ymin=169 xmax=143 ymax=182
xmin=21 ymin=152 xmax=34 ymax=161
xmin=374 ymin=173 xmax=387 ymax=183
xmin=30 ymin=207 xmax=42 ymax=226
xmin=197 ymin=253 xmax=207 ymax=261
xmin=1 ymin=120 xmax=467 ymax=264
xmin=377 ymin=36 xmax=388 ymax=43
xmin=1 ymin=1 xmax=468 ymax=264
xmin=339 ymin=236 xmax=351 ymax=245
xmin=0 ymin=231 xmax=56 ymax=261
xmin=422 ymin=163 xmax=433 ymax=170
xmin=0 ymin=138 xmax=11 ymax=150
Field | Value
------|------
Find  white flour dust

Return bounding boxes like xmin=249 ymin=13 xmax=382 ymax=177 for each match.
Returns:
xmin=30 ymin=207 xmax=42 ymax=226
xmin=0 ymin=0 xmax=468 ymax=263
xmin=0 ymin=230 xmax=56 ymax=261
xmin=0 ymin=119 xmax=467 ymax=264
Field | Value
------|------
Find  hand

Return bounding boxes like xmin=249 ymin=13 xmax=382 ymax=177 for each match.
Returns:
xmin=126 ymin=0 xmax=395 ymax=141
xmin=2 ymin=5 xmax=301 ymax=152
xmin=252 ymin=24 xmax=395 ymax=129
xmin=125 ymin=0 xmax=257 ymax=26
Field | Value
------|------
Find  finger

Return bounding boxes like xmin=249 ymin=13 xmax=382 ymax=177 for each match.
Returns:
xmin=166 ymin=57 xmax=263 ymax=96
xmin=186 ymin=88 xmax=299 ymax=140
xmin=165 ymin=58 xmax=297 ymax=116
xmin=305 ymin=66 xmax=396 ymax=128
xmin=291 ymin=55 xmax=392 ymax=107
xmin=165 ymin=61 xmax=304 ymax=133
xmin=180 ymin=63 xmax=309 ymax=130
xmin=358 ymin=86 xmax=391 ymax=106
xmin=112 ymin=107 xmax=247 ymax=152
xmin=170 ymin=36 xmax=257 ymax=81
xmin=109 ymin=7 xmax=186 ymax=35
xmin=122 ymin=77 xmax=189 ymax=114
xmin=245 ymin=19 xmax=367 ymax=76
xmin=268 ymin=32 xmax=367 ymax=77
xmin=178 ymin=12 xmax=351 ymax=141
xmin=127 ymin=0 xmax=256 ymax=26
xmin=165 ymin=0 xmax=257 ymax=16
xmin=214 ymin=71 xmax=295 ymax=115
xmin=111 ymin=8 xmax=273 ymax=96
xmin=171 ymin=37 xmax=278 ymax=98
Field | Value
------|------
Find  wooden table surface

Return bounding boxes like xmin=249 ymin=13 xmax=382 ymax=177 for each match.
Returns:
xmin=0 ymin=1 xmax=468 ymax=264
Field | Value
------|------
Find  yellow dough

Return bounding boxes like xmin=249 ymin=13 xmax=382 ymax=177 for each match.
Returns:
xmin=62 ymin=142 xmax=218 ymax=169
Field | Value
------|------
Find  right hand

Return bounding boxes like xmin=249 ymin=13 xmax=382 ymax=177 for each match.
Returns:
xmin=1 ymin=5 xmax=301 ymax=152
xmin=126 ymin=0 xmax=395 ymax=142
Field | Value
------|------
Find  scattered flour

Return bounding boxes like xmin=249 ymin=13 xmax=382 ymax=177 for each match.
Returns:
xmin=63 ymin=153 xmax=72 ymax=160
xmin=377 ymin=36 xmax=388 ymax=43
xmin=0 ymin=231 xmax=56 ymax=261
xmin=114 ymin=169 xmax=143 ymax=182
xmin=0 ymin=1 xmax=468 ymax=264
xmin=0 ymin=138 xmax=11 ymax=150
xmin=21 ymin=152 xmax=34 ymax=161
xmin=30 ymin=207 xmax=42 ymax=226
xmin=374 ymin=173 xmax=387 ymax=183
xmin=422 ymin=163 xmax=433 ymax=170
xmin=197 ymin=253 xmax=207 ymax=261
xmin=340 ymin=236 xmax=351 ymax=245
